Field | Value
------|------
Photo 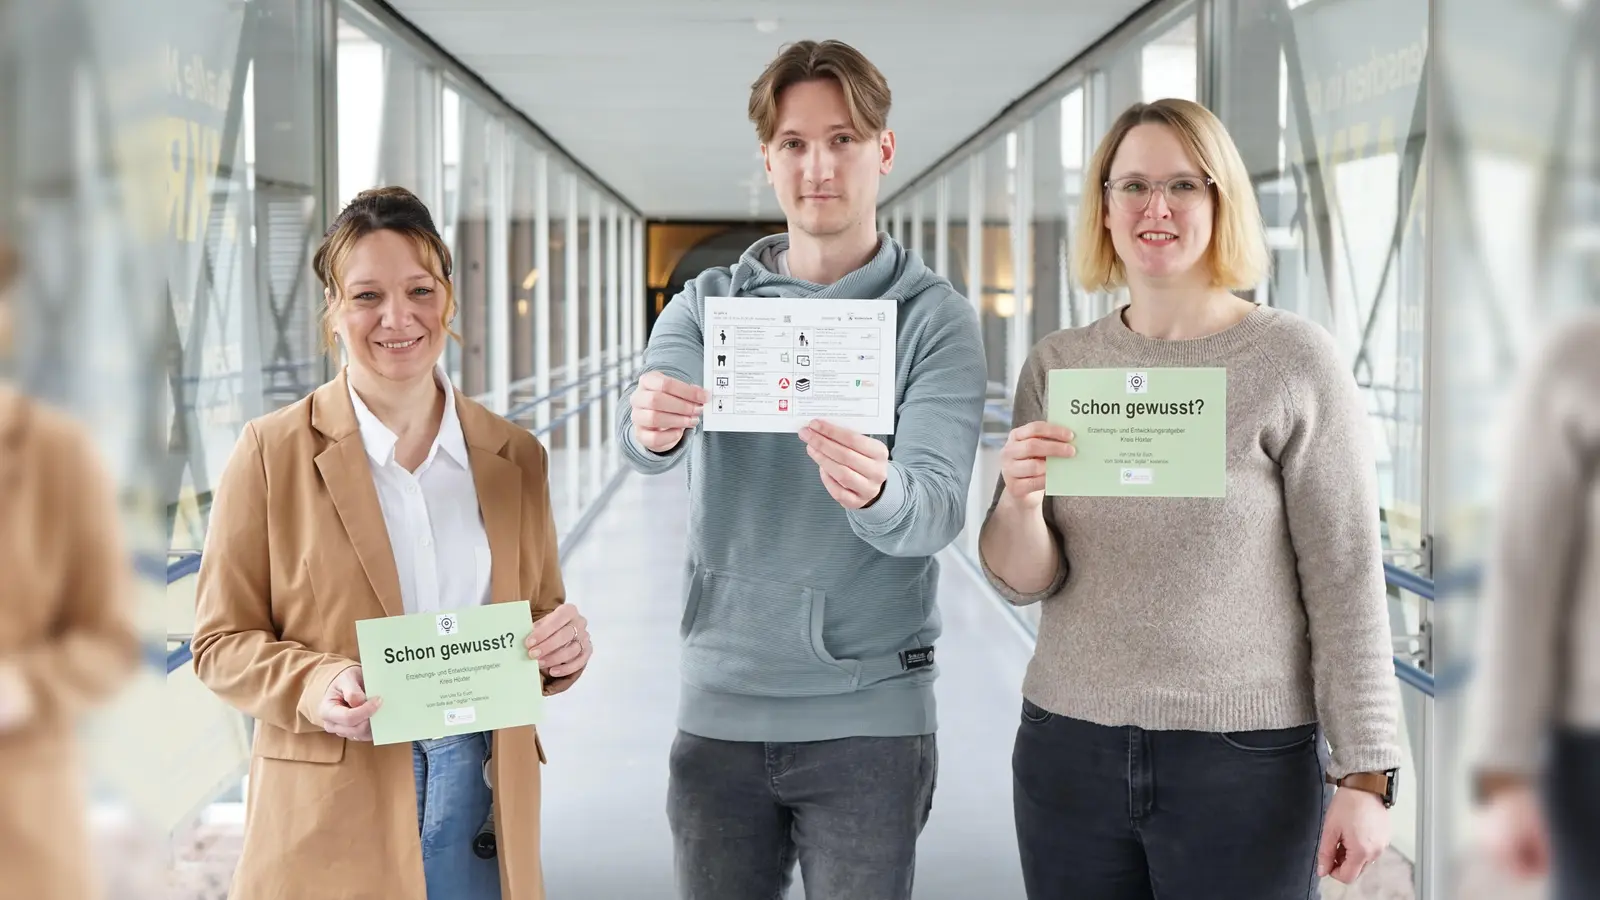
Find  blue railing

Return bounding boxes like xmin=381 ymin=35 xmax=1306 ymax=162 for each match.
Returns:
xmin=1384 ymin=562 xmax=1434 ymax=601
xmin=167 ymin=552 xmax=203 ymax=583
xmin=1384 ymin=563 xmax=1435 ymax=697
xmin=503 ymin=351 xmax=645 ymax=423
xmin=1394 ymin=657 xmax=1435 ymax=695
xmin=167 ymin=553 xmax=199 ymax=673
xmin=167 ymin=641 xmax=194 ymax=674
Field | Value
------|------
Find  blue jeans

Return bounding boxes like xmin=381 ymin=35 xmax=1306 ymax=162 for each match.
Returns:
xmin=413 ymin=732 xmax=501 ymax=900
xmin=666 ymin=730 xmax=938 ymax=900
xmin=1013 ymin=699 xmax=1329 ymax=899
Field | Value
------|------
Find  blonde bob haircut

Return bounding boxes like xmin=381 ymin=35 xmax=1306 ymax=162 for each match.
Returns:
xmin=312 ymin=186 xmax=461 ymax=354
xmin=1072 ymin=99 xmax=1269 ymax=294
xmin=748 ymin=39 xmax=892 ymax=145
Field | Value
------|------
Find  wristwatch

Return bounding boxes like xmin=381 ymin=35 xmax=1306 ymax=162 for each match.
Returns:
xmin=1326 ymin=768 xmax=1399 ymax=807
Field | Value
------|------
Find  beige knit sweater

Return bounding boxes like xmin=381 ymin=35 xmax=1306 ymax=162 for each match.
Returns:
xmin=1470 ymin=312 xmax=1600 ymax=777
xmin=981 ymin=304 xmax=1403 ymax=779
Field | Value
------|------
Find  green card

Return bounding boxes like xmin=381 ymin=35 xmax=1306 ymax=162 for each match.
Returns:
xmin=1045 ymin=367 xmax=1227 ymax=497
xmin=355 ymin=601 xmax=543 ymax=745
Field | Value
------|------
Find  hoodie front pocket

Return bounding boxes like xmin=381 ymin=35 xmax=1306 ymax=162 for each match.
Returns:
xmin=681 ymin=567 xmax=859 ymax=697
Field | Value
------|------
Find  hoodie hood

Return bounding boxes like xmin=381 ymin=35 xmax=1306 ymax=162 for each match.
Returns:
xmin=728 ymin=231 xmax=946 ymax=304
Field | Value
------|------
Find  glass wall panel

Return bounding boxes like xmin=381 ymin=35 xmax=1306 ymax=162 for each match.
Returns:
xmin=441 ymin=85 xmax=493 ymax=397
xmin=136 ymin=0 xmax=327 ymax=844
xmin=1216 ymin=0 xmax=1428 ymax=559
xmin=551 ymin=167 xmax=580 ymax=535
xmin=1040 ymin=87 xmax=1096 ymax=331
xmin=1142 ymin=12 xmax=1199 ymax=101
xmin=917 ymin=187 xmax=937 ymax=267
xmin=439 ymin=85 xmax=462 ymax=385
xmin=1029 ymin=95 xmax=1066 ymax=342
xmin=508 ymin=136 xmax=540 ymax=394
xmin=579 ymin=185 xmax=600 ymax=506
xmin=944 ymin=162 xmax=973 ymax=304
xmin=1215 ymin=0 xmax=1430 ymax=888
xmin=336 ymin=19 xmax=383 ymax=204
xmin=980 ymin=137 xmax=1016 ymax=396
xmin=547 ymin=162 xmax=570 ymax=392
xmin=336 ymin=4 xmax=435 ymax=213
xmin=161 ymin=0 xmax=323 ymax=556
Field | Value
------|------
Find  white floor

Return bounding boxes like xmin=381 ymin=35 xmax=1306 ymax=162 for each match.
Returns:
xmin=536 ymin=469 xmax=1034 ymax=899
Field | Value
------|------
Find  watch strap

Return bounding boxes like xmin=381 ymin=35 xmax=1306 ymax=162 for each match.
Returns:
xmin=1325 ymin=770 xmax=1395 ymax=806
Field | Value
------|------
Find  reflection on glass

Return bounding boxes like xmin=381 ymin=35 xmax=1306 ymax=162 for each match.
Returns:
xmin=1216 ymin=0 xmax=1430 ymax=890
xmin=1219 ymin=0 xmax=1428 ymax=557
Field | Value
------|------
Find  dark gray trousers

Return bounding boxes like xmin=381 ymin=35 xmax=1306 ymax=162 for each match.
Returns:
xmin=666 ymin=730 xmax=938 ymax=900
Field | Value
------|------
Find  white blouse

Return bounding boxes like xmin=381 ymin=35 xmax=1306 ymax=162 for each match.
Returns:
xmin=348 ymin=365 xmax=491 ymax=616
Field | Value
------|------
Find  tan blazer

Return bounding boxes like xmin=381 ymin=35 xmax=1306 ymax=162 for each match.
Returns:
xmin=190 ymin=370 xmax=578 ymax=900
xmin=0 ymin=387 xmax=141 ymax=900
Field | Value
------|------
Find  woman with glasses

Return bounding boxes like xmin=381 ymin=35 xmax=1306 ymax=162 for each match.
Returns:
xmin=979 ymin=99 xmax=1402 ymax=899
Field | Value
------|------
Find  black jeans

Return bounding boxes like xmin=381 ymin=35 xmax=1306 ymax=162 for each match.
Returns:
xmin=666 ymin=730 xmax=938 ymax=900
xmin=1544 ymin=727 xmax=1600 ymax=900
xmin=1013 ymin=698 xmax=1329 ymax=899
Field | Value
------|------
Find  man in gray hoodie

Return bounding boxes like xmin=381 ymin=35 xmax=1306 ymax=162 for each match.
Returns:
xmin=617 ymin=39 xmax=987 ymax=900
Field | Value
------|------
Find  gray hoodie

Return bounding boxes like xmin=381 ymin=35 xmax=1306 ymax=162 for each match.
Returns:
xmin=617 ymin=231 xmax=988 ymax=742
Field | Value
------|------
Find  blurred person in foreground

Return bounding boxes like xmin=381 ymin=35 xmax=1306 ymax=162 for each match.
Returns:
xmin=0 ymin=236 xmax=143 ymax=899
xmin=1472 ymin=311 xmax=1600 ymax=900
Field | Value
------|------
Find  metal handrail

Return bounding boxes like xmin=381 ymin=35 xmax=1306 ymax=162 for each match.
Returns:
xmin=1384 ymin=563 xmax=1435 ymax=601
xmin=167 ymin=642 xmax=193 ymax=675
xmin=158 ymin=354 xmax=642 ymax=671
xmin=167 ymin=554 xmax=200 ymax=672
xmin=532 ymin=360 xmax=646 ymax=438
xmin=1384 ymin=564 xmax=1436 ymax=697
xmin=503 ymin=351 xmax=645 ymax=421
xmin=168 ymin=552 xmax=203 ymax=583
xmin=1394 ymin=657 xmax=1435 ymax=696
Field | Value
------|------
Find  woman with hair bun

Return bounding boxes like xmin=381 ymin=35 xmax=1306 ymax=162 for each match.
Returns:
xmin=191 ymin=187 xmax=592 ymax=900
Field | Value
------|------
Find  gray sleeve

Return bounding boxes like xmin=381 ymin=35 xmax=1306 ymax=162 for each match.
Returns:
xmin=617 ymin=286 xmax=704 ymax=475
xmin=845 ymin=294 xmax=989 ymax=558
xmin=1469 ymin=322 xmax=1599 ymax=777
xmin=1274 ymin=330 xmax=1404 ymax=779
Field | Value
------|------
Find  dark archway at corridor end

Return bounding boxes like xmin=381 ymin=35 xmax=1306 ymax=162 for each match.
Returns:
xmin=650 ymin=225 xmax=782 ymax=337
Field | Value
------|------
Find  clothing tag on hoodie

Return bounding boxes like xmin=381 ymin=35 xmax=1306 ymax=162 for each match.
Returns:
xmin=899 ymin=647 xmax=936 ymax=670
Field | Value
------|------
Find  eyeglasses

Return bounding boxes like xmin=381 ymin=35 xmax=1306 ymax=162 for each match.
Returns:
xmin=1103 ymin=176 xmax=1214 ymax=213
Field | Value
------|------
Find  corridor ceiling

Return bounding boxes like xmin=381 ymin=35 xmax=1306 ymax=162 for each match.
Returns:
xmin=385 ymin=0 xmax=1150 ymax=221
